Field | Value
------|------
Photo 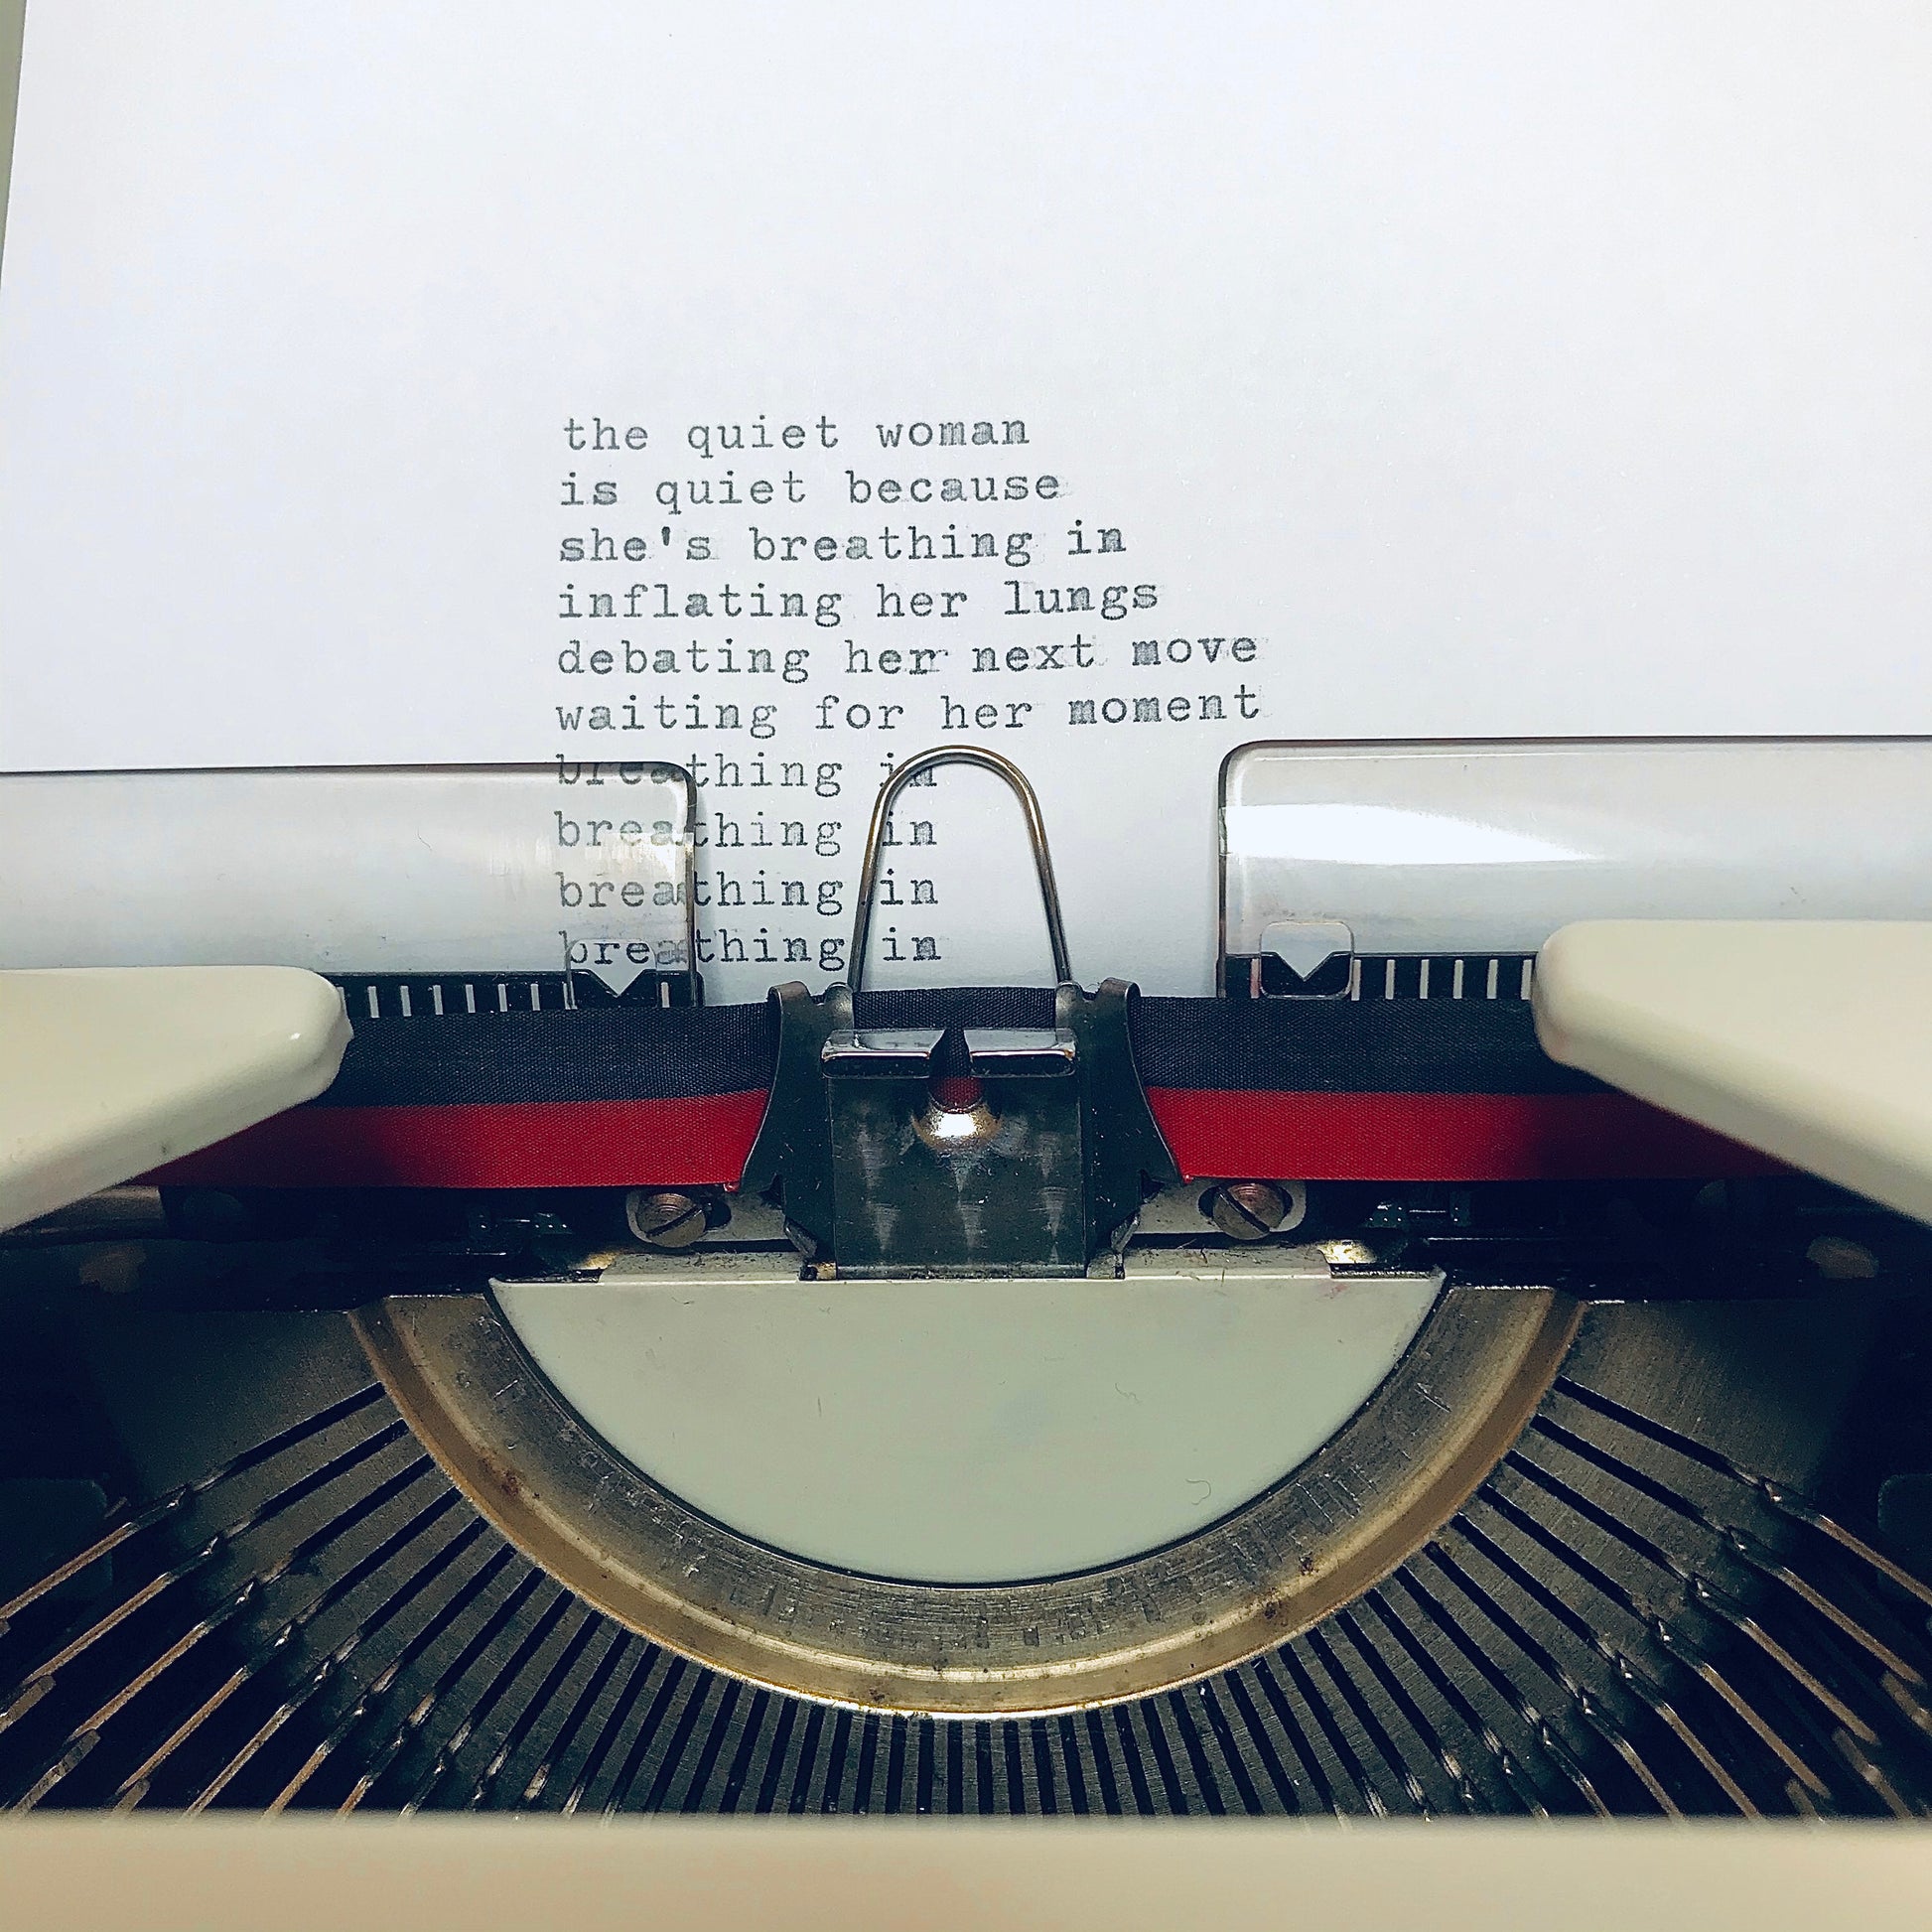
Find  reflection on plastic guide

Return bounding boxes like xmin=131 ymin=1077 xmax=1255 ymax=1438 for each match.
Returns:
xmin=0 ymin=766 xmax=691 ymax=990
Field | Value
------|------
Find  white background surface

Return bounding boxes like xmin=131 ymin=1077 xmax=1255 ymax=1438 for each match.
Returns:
xmin=3 ymin=4 xmax=1929 ymax=996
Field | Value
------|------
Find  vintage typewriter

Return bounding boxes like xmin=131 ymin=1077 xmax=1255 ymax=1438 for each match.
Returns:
xmin=5 ymin=736 xmax=1932 ymax=1857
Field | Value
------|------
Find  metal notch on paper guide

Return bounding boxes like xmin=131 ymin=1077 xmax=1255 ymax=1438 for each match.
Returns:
xmin=1247 ymin=917 xmax=1355 ymax=999
xmin=738 ymin=747 xmax=1179 ymax=1280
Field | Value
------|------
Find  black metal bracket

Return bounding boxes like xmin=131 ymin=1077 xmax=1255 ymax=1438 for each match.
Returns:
xmin=738 ymin=748 xmax=1178 ymax=1278
xmin=738 ymin=977 xmax=1177 ymax=1278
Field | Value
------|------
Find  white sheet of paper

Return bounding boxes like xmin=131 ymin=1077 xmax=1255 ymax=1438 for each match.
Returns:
xmin=3 ymin=4 xmax=1929 ymax=999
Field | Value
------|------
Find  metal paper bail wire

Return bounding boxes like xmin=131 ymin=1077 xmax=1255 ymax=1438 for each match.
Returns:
xmin=851 ymin=745 xmax=1073 ymax=991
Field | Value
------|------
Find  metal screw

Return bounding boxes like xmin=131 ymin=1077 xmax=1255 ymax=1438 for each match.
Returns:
xmin=77 ymin=1243 xmax=146 ymax=1294
xmin=1806 ymin=1234 xmax=1878 ymax=1280
xmin=625 ymin=1189 xmax=709 ymax=1249
xmin=1208 ymin=1181 xmax=1288 ymax=1242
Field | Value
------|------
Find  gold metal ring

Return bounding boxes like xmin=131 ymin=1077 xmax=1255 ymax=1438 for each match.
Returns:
xmin=353 ymin=1283 xmax=1580 ymax=1716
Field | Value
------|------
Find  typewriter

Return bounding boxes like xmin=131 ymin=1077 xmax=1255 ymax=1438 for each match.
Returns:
xmin=4 ymin=736 xmax=1932 ymax=1875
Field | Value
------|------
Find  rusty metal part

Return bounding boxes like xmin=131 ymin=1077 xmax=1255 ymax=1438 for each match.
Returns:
xmin=1207 ymin=1181 xmax=1289 ymax=1242
xmin=622 ymin=1190 xmax=708 ymax=1250
xmin=349 ymin=1284 xmax=1579 ymax=1715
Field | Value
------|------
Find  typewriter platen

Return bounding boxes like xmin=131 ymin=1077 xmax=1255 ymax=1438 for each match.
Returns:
xmin=4 ymin=741 xmax=1932 ymax=1825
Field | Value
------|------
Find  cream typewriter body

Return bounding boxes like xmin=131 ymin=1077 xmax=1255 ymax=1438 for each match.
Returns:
xmin=5 ymin=738 xmax=1932 ymax=1884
